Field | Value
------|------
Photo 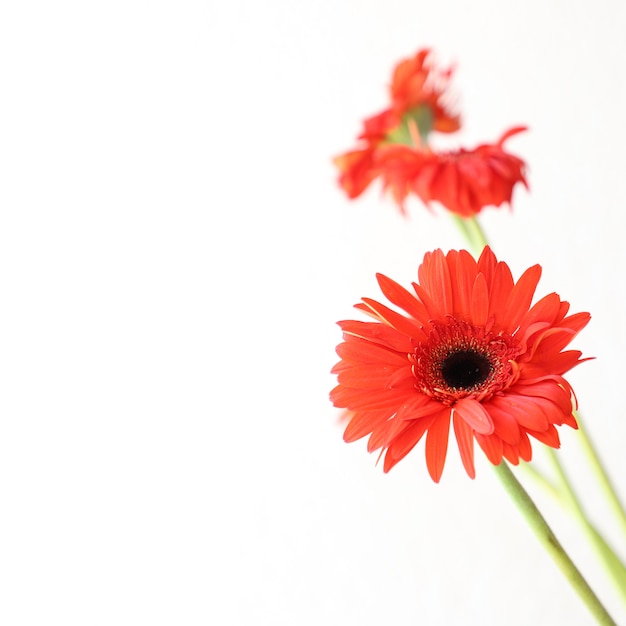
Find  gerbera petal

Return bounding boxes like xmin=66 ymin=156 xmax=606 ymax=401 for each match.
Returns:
xmin=475 ymin=433 xmax=504 ymax=465
xmin=497 ymin=125 xmax=528 ymax=145
xmin=383 ymin=413 xmax=438 ymax=472
xmin=339 ymin=319 xmax=414 ymax=352
xmin=376 ymin=273 xmax=430 ymax=323
xmin=335 ymin=338 xmax=407 ymax=366
xmin=330 ymin=385 xmax=415 ymax=411
xmin=526 ymin=293 xmax=562 ymax=326
xmin=490 ymin=394 xmax=549 ymax=431
xmin=336 ymin=364 xmax=407 ymax=390
xmin=454 ymin=397 xmax=494 ymax=434
xmin=453 ymin=413 xmax=476 ymax=478
xmin=343 ymin=409 xmax=391 ymax=443
xmin=425 ymin=412 xmax=452 ymax=482
xmin=419 ymin=249 xmax=454 ymax=316
xmin=470 ymin=272 xmax=489 ymax=326
xmin=358 ymin=298 xmax=426 ymax=339
xmin=512 ymin=380 xmax=573 ymax=415
xmin=367 ymin=417 xmax=410 ymax=452
xmin=477 ymin=246 xmax=498 ymax=283
xmin=481 ymin=402 xmax=521 ymax=445
xmin=411 ymin=281 xmax=439 ymax=321
xmin=488 ymin=261 xmax=514 ymax=322
xmin=531 ymin=312 xmax=591 ymax=356
xmin=333 ymin=147 xmax=380 ymax=199
xmin=502 ymin=442 xmax=521 ymax=465
xmin=502 ymin=264 xmax=541 ymax=333
xmin=453 ymin=249 xmax=478 ymax=320
xmin=394 ymin=395 xmax=441 ymax=420
xmin=518 ymin=432 xmax=532 ymax=461
xmin=526 ymin=424 xmax=561 ymax=448
xmin=502 ymin=433 xmax=532 ymax=464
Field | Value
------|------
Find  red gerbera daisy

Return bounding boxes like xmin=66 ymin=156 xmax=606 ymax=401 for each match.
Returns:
xmin=334 ymin=49 xmax=528 ymax=218
xmin=388 ymin=48 xmax=460 ymax=133
xmin=334 ymin=48 xmax=460 ymax=202
xmin=376 ymin=127 xmax=528 ymax=217
xmin=330 ymin=248 xmax=590 ymax=482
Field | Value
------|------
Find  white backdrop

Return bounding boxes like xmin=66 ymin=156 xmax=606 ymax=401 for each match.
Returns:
xmin=1 ymin=1 xmax=625 ymax=624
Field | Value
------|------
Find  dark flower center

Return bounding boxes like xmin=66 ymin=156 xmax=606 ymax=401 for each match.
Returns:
xmin=410 ymin=318 xmax=522 ymax=405
xmin=441 ymin=350 xmax=492 ymax=390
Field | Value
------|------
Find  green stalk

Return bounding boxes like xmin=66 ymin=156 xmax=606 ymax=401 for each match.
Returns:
xmin=453 ymin=215 xmax=624 ymax=616
xmin=546 ymin=449 xmax=626 ymax=604
xmin=493 ymin=461 xmax=617 ymax=625
xmin=575 ymin=412 xmax=626 ymax=541
xmin=450 ymin=215 xmax=489 ymax=256
xmin=518 ymin=460 xmax=562 ymax=502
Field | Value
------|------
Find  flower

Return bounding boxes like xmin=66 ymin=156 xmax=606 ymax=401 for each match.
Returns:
xmin=334 ymin=48 xmax=528 ymax=218
xmin=330 ymin=248 xmax=590 ymax=482
xmin=388 ymin=48 xmax=461 ymax=133
xmin=376 ymin=127 xmax=529 ymax=217
xmin=334 ymin=48 xmax=460 ymax=202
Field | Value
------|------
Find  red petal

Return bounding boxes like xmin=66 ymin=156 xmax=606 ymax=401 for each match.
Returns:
xmin=335 ymin=338 xmax=407 ymax=366
xmin=488 ymin=261 xmax=514 ymax=323
xmin=454 ymin=398 xmax=494 ymax=434
xmin=453 ymin=413 xmax=476 ymax=478
xmin=336 ymin=364 xmax=407 ymax=390
xmin=475 ymin=433 xmax=503 ymax=465
xmin=343 ymin=409 xmax=390 ymax=443
xmin=359 ymin=298 xmax=426 ymax=339
xmin=482 ymin=402 xmax=521 ymax=444
xmin=502 ymin=264 xmax=541 ymax=333
xmin=383 ymin=414 xmax=438 ymax=472
xmin=526 ymin=424 xmax=561 ymax=448
xmin=376 ymin=273 xmax=430 ymax=323
xmin=339 ymin=319 xmax=414 ymax=352
xmin=470 ymin=273 xmax=489 ymax=326
xmin=425 ymin=412 xmax=451 ymax=482
xmin=489 ymin=395 xmax=549 ymax=431
xmin=419 ymin=249 xmax=454 ymax=317
xmin=453 ymin=250 xmax=478 ymax=320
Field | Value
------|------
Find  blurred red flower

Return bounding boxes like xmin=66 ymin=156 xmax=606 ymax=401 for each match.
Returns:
xmin=330 ymin=248 xmax=590 ymax=482
xmin=334 ymin=49 xmax=528 ymax=217
xmin=388 ymin=49 xmax=460 ymax=133
xmin=376 ymin=127 xmax=528 ymax=217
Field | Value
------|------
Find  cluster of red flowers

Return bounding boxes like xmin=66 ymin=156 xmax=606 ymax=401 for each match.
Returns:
xmin=334 ymin=49 xmax=528 ymax=217
xmin=331 ymin=49 xmax=590 ymax=481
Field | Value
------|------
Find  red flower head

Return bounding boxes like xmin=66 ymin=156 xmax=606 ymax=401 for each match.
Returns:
xmin=388 ymin=48 xmax=460 ymax=133
xmin=334 ymin=49 xmax=528 ymax=218
xmin=376 ymin=127 xmax=529 ymax=217
xmin=330 ymin=248 xmax=590 ymax=482
xmin=334 ymin=49 xmax=460 ymax=199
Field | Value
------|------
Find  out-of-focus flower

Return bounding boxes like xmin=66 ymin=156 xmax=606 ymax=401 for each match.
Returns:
xmin=334 ymin=49 xmax=528 ymax=218
xmin=387 ymin=48 xmax=461 ymax=134
xmin=330 ymin=248 xmax=590 ymax=482
xmin=376 ymin=127 xmax=528 ymax=217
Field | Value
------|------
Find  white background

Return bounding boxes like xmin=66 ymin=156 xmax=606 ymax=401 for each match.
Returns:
xmin=1 ymin=1 xmax=625 ymax=624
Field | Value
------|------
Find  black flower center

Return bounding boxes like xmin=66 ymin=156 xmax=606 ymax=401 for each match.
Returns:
xmin=441 ymin=350 xmax=492 ymax=390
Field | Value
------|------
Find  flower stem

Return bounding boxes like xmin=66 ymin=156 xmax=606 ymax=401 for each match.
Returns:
xmin=546 ymin=449 xmax=626 ymax=604
xmin=450 ymin=215 xmax=489 ymax=256
xmin=575 ymin=411 xmax=626 ymax=541
xmin=493 ymin=461 xmax=617 ymax=625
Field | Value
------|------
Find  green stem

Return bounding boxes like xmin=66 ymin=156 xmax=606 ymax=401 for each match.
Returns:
xmin=452 ymin=210 xmax=624 ymax=615
xmin=493 ymin=461 xmax=617 ymax=625
xmin=450 ymin=215 xmax=489 ymax=256
xmin=546 ymin=449 xmax=626 ymax=604
xmin=575 ymin=411 xmax=626 ymax=541
xmin=518 ymin=460 xmax=562 ymax=502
